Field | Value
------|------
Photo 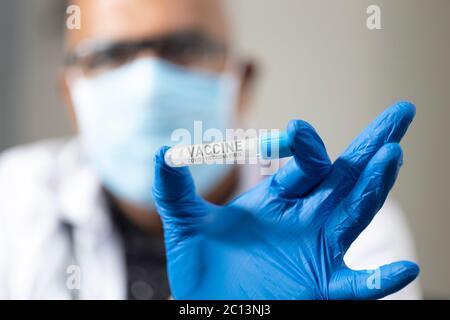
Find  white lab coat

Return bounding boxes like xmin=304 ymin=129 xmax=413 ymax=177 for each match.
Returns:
xmin=0 ymin=138 xmax=422 ymax=299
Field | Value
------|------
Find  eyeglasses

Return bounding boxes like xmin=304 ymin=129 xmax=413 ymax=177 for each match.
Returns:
xmin=65 ymin=31 xmax=227 ymax=75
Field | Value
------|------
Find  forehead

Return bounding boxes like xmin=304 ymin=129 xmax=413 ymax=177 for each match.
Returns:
xmin=67 ymin=0 xmax=227 ymax=50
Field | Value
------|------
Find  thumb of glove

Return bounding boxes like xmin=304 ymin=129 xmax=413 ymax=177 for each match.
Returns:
xmin=152 ymin=146 xmax=206 ymax=221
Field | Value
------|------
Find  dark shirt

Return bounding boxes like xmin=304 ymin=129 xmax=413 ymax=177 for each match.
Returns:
xmin=106 ymin=193 xmax=171 ymax=300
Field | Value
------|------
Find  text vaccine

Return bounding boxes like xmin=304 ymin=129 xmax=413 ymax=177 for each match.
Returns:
xmin=165 ymin=132 xmax=293 ymax=167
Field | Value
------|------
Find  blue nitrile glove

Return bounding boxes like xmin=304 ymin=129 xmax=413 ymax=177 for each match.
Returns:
xmin=153 ymin=101 xmax=419 ymax=300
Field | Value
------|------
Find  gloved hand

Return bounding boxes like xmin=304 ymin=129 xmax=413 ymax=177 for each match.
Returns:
xmin=153 ymin=101 xmax=419 ymax=300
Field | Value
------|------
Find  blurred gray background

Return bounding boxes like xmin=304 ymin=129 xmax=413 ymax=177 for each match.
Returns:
xmin=0 ymin=0 xmax=449 ymax=298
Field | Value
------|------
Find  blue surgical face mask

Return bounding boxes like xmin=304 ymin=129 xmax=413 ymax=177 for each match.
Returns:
xmin=71 ymin=57 xmax=238 ymax=209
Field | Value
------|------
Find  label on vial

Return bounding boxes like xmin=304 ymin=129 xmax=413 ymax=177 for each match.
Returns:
xmin=165 ymin=138 xmax=259 ymax=167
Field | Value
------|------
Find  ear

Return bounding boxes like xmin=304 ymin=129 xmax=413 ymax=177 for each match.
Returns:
xmin=57 ymin=68 xmax=79 ymax=133
xmin=235 ymin=59 xmax=258 ymax=116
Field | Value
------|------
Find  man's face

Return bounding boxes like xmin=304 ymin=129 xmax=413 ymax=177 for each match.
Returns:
xmin=61 ymin=0 xmax=253 ymax=210
xmin=66 ymin=0 xmax=230 ymax=77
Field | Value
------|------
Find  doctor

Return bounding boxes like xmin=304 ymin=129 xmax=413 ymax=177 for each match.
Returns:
xmin=0 ymin=0 xmax=421 ymax=299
